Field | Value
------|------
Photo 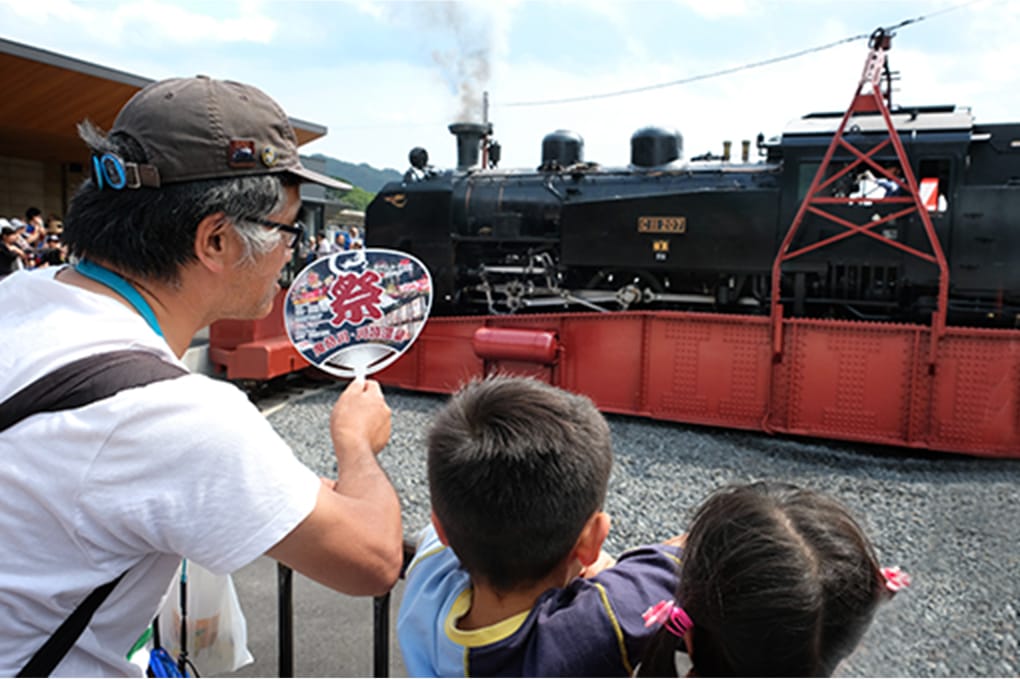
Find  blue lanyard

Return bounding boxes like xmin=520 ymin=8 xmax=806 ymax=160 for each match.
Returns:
xmin=75 ymin=259 xmax=165 ymax=338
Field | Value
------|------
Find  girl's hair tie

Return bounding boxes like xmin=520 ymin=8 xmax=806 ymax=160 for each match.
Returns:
xmin=881 ymin=566 xmax=911 ymax=593
xmin=642 ymin=599 xmax=693 ymax=637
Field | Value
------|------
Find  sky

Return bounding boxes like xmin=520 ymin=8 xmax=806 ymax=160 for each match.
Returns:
xmin=2 ymin=0 xmax=1018 ymax=175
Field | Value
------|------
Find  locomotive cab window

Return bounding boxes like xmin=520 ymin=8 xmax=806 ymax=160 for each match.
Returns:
xmin=797 ymin=163 xmax=820 ymax=199
xmin=796 ymin=161 xmax=862 ymax=200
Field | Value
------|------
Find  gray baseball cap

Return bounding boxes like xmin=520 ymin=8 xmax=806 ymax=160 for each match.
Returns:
xmin=105 ymin=75 xmax=349 ymax=190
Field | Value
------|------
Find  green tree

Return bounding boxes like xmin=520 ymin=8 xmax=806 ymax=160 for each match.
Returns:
xmin=328 ymin=184 xmax=375 ymax=212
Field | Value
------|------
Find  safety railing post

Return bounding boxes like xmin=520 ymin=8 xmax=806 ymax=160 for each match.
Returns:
xmin=373 ymin=593 xmax=391 ymax=677
xmin=277 ymin=563 xmax=294 ymax=677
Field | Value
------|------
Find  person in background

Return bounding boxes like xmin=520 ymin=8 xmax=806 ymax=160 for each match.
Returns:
xmin=25 ymin=206 xmax=47 ymax=248
xmin=398 ymin=375 xmax=681 ymax=677
xmin=9 ymin=218 xmax=36 ymax=267
xmin=0 ymin=75 xmax=403 ymax=676
xmin=0 ymin=220 xmax=29 ymax=278
xmin=403 ymin=146 xmax=435 ymax=183
xmin=875 ymin=165 xmax=906 ymax=197
xmin=46 ymin=214 xmax=65 ymax=236
xmin=315 ymin=232 xmax=334 ymax=257
xmin=335 ymin=229 xmax=352 ymax=251
xmin=36 ymin=233 xmax=67 ymax=267
xmin=349 ymin=225 xmax=363 ymax=249
xmin=296 ymin=234 xmax=314 ymax=266
xmin=637 ymin=481 xmax=909 ymax=677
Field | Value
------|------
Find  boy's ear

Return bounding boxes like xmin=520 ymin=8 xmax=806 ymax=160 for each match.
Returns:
xmin=574 ymin=511 xmax=611 ymax=566
xmin=431 ymin=510 xmax=450 ymax=546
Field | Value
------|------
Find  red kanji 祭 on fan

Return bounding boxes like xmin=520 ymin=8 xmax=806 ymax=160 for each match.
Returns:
xmin=329 ymin=271 xmax=385 ymax=327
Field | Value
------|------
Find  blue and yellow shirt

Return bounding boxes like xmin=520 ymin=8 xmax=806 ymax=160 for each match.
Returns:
xmin=397 ymin=524 xmax=682 ymax=677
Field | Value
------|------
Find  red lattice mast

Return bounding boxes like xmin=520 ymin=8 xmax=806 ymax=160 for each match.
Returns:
xmin=769 ymin=28 xmax=950 ymax=365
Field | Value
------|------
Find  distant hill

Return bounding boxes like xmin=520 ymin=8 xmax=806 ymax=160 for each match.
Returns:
xmin=309 ymin=154 xmax=402 ymax=193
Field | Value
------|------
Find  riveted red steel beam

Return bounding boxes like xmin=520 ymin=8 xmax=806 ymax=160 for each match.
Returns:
xmin=372 ymin=312 xmax=1020 ymax=458
xmin=212 ymin=304 xmax=1020 ymax=458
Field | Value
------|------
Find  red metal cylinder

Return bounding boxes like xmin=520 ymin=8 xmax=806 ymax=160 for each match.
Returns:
xmin=472 ymin=327 xmax=559 ymax=364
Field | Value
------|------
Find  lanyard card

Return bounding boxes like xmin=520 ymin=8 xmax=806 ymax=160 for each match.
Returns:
xmin=284 ymin=249 xmax=433 ymax=379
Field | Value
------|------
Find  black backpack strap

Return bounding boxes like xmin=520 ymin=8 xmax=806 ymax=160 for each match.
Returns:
xmin=16 ymin=572 xmax=128 ymax=678
xmin=5 ymin=350 xmax=189 ymax=676
xmin=0 ymin=349 xmax=188 ymax=432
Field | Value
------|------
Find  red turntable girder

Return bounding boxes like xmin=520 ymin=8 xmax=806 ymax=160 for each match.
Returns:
xmin=369 ymin=312 xmax=1019 ymax=458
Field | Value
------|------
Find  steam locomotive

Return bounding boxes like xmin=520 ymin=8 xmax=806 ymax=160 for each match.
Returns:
xmin=365 ymin=101 xmax=1020 ymax=327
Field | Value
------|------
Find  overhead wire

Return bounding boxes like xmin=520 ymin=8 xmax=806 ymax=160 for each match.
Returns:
xmin=502 ymin=33 xmax=870 ymax=108
xmin=501 ymin=0 xmax=991 ymax=109
xmin=323 ymin=0 xmax=992 ymax=131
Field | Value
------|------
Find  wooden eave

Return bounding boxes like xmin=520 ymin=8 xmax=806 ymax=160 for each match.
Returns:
xmin=0 ymin=38 xmax=326 ymax=165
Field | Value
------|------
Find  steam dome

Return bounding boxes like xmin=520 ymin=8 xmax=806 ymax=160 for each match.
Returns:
xmin=541 ymin=129 xmax=584 ymax=167
xmin=630 ymin=126 xmax=683 ymax=167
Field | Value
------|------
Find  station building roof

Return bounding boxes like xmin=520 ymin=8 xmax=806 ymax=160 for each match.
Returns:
xmin=0 ymin=36 xmax=328 ymax=164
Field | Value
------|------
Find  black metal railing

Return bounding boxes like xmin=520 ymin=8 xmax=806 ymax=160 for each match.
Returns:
xmin=273 ymin=540 xmax=415 ymax=677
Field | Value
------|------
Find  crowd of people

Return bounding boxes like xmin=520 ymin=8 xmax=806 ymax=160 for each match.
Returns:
xmin=1 ymin=210 xmax=359 ymax=284
xmin=0 ymin=74 xmax=907 ymax=678
xmin=0 ymin=207 xmax=68 ymax=279
xmin=299 ymin=224 xmax=363 ymax=267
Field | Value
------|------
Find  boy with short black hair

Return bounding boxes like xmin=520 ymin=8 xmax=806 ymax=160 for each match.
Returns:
xmin=398 ymin=375 xmax=681 ymax=677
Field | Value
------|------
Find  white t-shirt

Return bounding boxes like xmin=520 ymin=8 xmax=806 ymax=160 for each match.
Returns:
xmin=0 ymin=268 xmax=321 ymax=676
xmin=316 ymin=238 xmax=334 ymax=257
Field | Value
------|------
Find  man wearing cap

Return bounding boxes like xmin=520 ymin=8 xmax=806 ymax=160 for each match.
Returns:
xmin=7 ymin=218 xmax=35 ymax=268
xmin=0 ymin=77 xmax=404 ymax=676
xmin=0 ymin=218 xmax=29 ymax=278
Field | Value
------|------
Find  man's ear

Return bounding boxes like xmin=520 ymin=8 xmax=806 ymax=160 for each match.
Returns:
xmin=194 ymin=213 xmax=230 ymax=272
xmin=431 ymin=510 xmax=450 ymax=546
xmin=574 ymin=511 xmax=611 ymax=567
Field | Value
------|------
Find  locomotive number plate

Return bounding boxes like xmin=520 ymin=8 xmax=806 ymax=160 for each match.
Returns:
xmin=638 ymin=216 xmax=686 ymax=233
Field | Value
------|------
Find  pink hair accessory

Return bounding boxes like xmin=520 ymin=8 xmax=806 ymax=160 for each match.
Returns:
xmin=642 ymin=599 xmax=693 ymax=637
xmin=881 ymin=566 xmax=911 ymax=592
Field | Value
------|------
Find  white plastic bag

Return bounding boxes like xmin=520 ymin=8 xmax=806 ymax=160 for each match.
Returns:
xmin=156 ymin=560 xmax=254 ymax=675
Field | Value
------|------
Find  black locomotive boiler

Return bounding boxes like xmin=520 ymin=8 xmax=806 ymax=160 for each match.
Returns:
xmin=365 ymin=105 xmax=1020 ymax=328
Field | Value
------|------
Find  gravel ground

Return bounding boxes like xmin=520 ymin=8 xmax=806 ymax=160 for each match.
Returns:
xmin=268 ymin=382 xmax=1020 ymax=678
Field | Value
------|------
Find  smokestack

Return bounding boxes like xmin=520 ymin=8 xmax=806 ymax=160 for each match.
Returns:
xmin=722 ymin=140 xmax=732 ymax=162
xmin=741 ymin=140 xmax=750 ymax=163
xmin=449 ymin=121 xmax=492 ymax=171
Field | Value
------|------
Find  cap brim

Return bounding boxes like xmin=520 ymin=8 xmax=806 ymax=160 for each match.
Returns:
xmin=288 ymin=166 xmax=352 ymax=191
